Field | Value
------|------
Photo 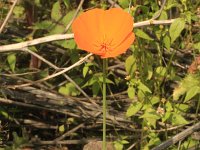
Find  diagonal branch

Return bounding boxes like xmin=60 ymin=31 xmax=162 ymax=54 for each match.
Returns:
xmin=8 ymin=53 xmax=93 ymax=88
xmin=152 ymin=122 xmax=200 ymax=150
xmin=0 ymin=0 xmax=18 ymax=33
xmin=0 ymin=34 xmax=74 ymax=51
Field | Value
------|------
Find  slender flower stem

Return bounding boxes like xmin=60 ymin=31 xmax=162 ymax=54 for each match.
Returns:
xmin=103 ymin=58 xmax=107 ymax=150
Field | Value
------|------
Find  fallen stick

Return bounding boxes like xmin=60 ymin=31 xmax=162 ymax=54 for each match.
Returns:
xmin=152 ymin=122 xmax=200 ymax=150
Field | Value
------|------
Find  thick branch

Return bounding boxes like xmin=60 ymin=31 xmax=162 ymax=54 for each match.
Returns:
xmin=0 ymin=20 xmax=174 ymax=52
xmin=0 ymin=34 xmax=74 ymax=51
xmin=152 ymin=122 xmax=200 ymax=150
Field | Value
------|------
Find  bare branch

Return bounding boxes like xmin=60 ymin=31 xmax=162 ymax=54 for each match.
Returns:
xmin=133 ymin=19 xmax=175 ymax=28
xmin=0 ymin=0 xmax=18 ymax=33
xmin=0 ymin=34 xmax=74 ymax=51
xmin=0 ymin=20 xmax=175 ymax=52
xmin=8 ymin=53 xmax=93 ymax=88
xmin=107 ymin=0 xmax=121 ymax=8
xmin=152 ymin=122 xmax=200 ymax=150
xmin=64 ymin=0 xmax=85 ymax=33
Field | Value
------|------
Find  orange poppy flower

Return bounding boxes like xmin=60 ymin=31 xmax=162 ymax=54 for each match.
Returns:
xmin=72 ymin=8 xmax=135 ymax=58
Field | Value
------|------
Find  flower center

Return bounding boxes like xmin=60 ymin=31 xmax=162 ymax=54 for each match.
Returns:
xmin=100 ymin=42 xmax=109 ymax=52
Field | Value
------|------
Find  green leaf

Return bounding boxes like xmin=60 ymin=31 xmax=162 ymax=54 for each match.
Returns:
xmin=13 ymin=6 xmax=25 ymax=18
xmin=182 ymin=139 xmax=198 ymax=149
xmin=126 ymin=101 xmax=142 ymax=117
xmin=34 ymin=0 xmax=41 ymax=7
xmin=49 ymin=25 xmax=65 ymax=34
xmin=173 ymin=86 xmax=186 ymax=101
xmin=140 ymin=110 xmax=160 ymax=120
xmin=59 ymin=125 xmax=65 ymax=133
xmin=61 ymin=10 xmax=76 ymax=26
xmin=138 ymin=81 xmax=151 ymax=93
xmin=171 ymin=112 xmax=188 ymax=125
xmin=193 ymin=42 xmax=200 ymax=51
xmin=34 ymin=20 xmax=53 ymax=30
xmin=173 ymin=74 xmax=200 ymax=100
xmin=162 ymin=111 xmax=172 ymax=122
xmin=169 ymin=18 xmax=185 ymax=44
xmin=135 ymin=29 xmax=153 ymax=41
xmin=98 ymin=76 xmax=114 ymax=84
xmin=92 ymin=82 xmax=100 ymax=97
xmin=140 ymin=108 xmax=161 ymax=128
xmin=166 ymin=101 xmax=173 ymax=112
xmin=163 ymin=35 xmax=171 ymax=51
xmin=51 ymin=1 xmax=62 ymax=21
xmin=7 ymin=53 xmax=16 ymax=72
xmin=166 ymin=0 xmax=179 ymax=10
xmin=174 ymin=104 xmax=189 ymax=113
xmin=63 ymin=0 xmax=71 ymax=9
xmin=155 ymin=66 xmax=167 ymax=77
xmin=159 ymin=10 xmax=168 ymax=20
xmin=148 ymin=133 xmax=161 ymax=146
xmin=114 ymin=141 xmax=123 ymax=150
xmin=0 ymin=108 xmax=13 ymax=120
xmin=185 ymin=11 xmax=192 ymax=24
xmin=184 ymin=86 xmax=200 ymax=102
xmin=118 ymin=0 xmax=129 ymax=8
xmin=82 ymin=76 xmax=98 ymax=88
xmin=59 ymin=83 xmax=80 ymax=96
xmin=58 ymin=39 xmax=76 ymax=49
xmin=150 ymin=96 xmax=160 ymax=105
xmin=114 ymin=138 xmax=129 ymax=150
xmin=38 ymin=69 xmax=49 ymax=78
xmin=127 ymin=86 xmax=135 ymax=99
xmin=83 ymin=66 xmax=89 ymax=77
xmin=125 ymin=55 xmax=136 ymax=76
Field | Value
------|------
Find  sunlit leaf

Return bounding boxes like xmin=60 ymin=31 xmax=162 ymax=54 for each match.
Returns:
xmin=140 ymin=108 xmax=160 ymax=128
xmin=193 ymin=42 xmax=200 ymax=51
xmin=126 ymin=101 xmax=142 ymax=117
xmin=169 ymin=18 xmax=185 ymax=44
xmin=171 ymin=112 xmax=188 ymax=125
xmin=7 ymin=53 xmax=16 ymax=72
xmin=135 ymin=29 xmax=153 ymax=41
xmin=127 ymin=86 xmax=135 ymax=99
xmin=118 ymin=0 xmax=129 ymax=8
xmin=51 ymin=1 xmax=62 ymax=21
xmin=59 ymin=83 xmax=80 ymax=96
xmin=59 ymin=125 xmax=65 ymax=133
xmin=184 ymin=86 xmax=200 ymax=102
xmin=155 ymin=66 xmax=167 ymax=77
xmin=125 ymin=55 xmax=136 ymax=77
xmin=173 ymin=74 xmax=200 ymax=100
xmin=138 ymin=81 xmax=151 ymax=93
xmin=163 ymin=34 xmax=171 ymax=51
xmin=13 ymin=6 xmax=25 ymax=18
xmin=83 ymin=66 xmax=89 ymax=77
xmin=62 ymin=10 xmax=76 ymax=26
xmin=34 ymin=20 xmax=53 ymax=30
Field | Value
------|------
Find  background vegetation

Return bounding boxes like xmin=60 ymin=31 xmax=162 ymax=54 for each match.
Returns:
xmin=0 ymin=0 xmax=200 ymax=149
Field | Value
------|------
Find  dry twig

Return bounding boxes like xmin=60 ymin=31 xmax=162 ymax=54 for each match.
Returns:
xmin=0 ymin=0 xmax=18 ymax=33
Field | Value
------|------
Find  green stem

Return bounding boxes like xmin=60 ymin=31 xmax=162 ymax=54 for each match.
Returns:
xmin=195 ymin=95 xmax=200 ymax=118
xmin=103 ymin=58 xmax=107 ymax=150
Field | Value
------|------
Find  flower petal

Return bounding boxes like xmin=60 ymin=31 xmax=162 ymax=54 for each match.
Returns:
xmin=72 ymin=9 xmax=105 ymax=54
xmin=104 ymin=8 xmax=134 ymax=47
xmin=72 ymin=8 xmax=135 ymax=58
xmin=101 ymin=32 xmax=135 ymax=58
